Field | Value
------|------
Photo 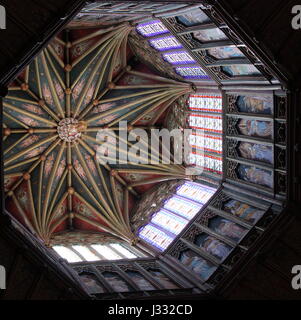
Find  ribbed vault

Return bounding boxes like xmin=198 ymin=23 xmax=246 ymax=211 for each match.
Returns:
xmin=3 ymin=22 xmax=194 ymax=245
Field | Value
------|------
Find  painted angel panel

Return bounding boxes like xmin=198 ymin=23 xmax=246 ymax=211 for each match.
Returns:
xmin=237 ymin=164 xmax=273 ymax=188
xmin=147 ymin=269 xmax=179 ymax=289
xmin=179 ymin=249 xmax=217 ymax=280
xmin=236 ymin=95 xmax=273 ymax=114
xmin=237 ymin=119 xmax=273 ymax=139
xmin=223 ymin=199 xmax=265 ymax=224
xmin=238 ymin=142 xmax=273 ymax=164
xmin=208 ymin=216 xmax=247 ymax=242
xmin=194 ymin=234 xmax=232 ymax=261
xmin=176 ymin=10 xmax=210 ymax=26
xmin=102 ymin=271 xmax=133 ymax=292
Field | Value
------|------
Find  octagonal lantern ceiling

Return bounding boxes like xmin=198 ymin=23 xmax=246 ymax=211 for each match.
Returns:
xmin=3 ymin=22 xmax=198 ymax=245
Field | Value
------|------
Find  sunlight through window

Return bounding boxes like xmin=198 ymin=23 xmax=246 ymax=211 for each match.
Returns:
xmin=53 ymin=246 xmax=82 ymax=263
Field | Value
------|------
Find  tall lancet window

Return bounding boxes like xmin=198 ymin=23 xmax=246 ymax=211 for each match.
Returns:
xmin=187 ymin=94 xmax=223 ymax=175
xmin=138 ymin=182 xmax=216 ymax=251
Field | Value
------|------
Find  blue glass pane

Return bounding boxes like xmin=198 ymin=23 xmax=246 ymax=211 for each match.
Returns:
xmin=139 ymin=224 xmax=174 ymax=251
xmin=136 ymin=20 xmax=169 ymax=37
xmin=176 ymin=181 xmax=216 ymax=204
xmin=163 ymin=195 xmax=203 ymax=219
xmin=149 ymin=36 xmax=182 ymax=51
xmin=151 ymin=209 xmax=188 ymax=234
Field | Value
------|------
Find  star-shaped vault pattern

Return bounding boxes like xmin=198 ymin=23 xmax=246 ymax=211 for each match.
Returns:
xmin=3 ymin=22 xmax=194 ymax=245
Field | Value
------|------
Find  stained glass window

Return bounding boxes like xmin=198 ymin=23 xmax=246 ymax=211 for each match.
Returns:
xmin=189 ymin=114 xmax=222 ymax=133
xmin=72 ymin=245 xmax=99 ymax=261
xmin=139 ymin=224 xmax=174 ymax=251
xmin=91 ymin=244 xmax=123 ymax=260
xmin=138 ymin=182 xmax=217 ymax=251
xmin=109 ymin=243 xmax=137 ymax=259
xmin=175 ymin=66 xmax=209 ymax=79
xmin=52 ymin=246 xmax=82 ymax=263
xmin=189 ymin=133 xmax=222 ymax=154
xmin=188 ymin=153 xmax=223 ymax=174
xmin=187 ymin=92 xmax=223 ymax=175
xmin=176 ymin=181 xmax=216 ymax=204
xmin=162 ymin=51 xmax=195 ymax=65
xmin=149 ymin=36 xmax=183 ymax=51
xmin=151 ymin=209 xmax=188 ymax=234
xmin=52 ymin=243 xmax=142 ymax=262
xmin=163 ymin=195 xmax=203 ymax=219
xmin=136 ymin=20 xmax=169 ymax=37
xmin=189 ymin=94 xmax=222 ymax=112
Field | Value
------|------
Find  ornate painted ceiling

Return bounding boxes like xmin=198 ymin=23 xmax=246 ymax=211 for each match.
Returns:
xmin=3 ymin=22 xmax=196 ymax=245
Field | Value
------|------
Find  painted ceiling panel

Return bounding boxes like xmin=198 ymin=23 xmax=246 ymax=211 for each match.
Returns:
xmin=3 ymin=21 xmax=196 ymax=246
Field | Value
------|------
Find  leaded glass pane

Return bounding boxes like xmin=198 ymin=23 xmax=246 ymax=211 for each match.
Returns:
xmin=189 ymin=94 xmax=222 ymax=112
xmin=189 ymin=133 xmax=222 ymax=153
xmin=136 ymin=20 xmax=169 ymax=37
xmin=163 ymin=195 xmax=203 ymax=219
xmin=162 ymin=51 xmax=195 ymax=65
xmin=139 ymin=224 xmax=174 ymax=251
xmin=72 ymin=245 xmax=99 ymax=261
xmin=91 ymin=244 xmax=123 ymax=260
xmin=52 ymin=246 xmax=82 ymax=263
xmin=188 ymin=153 xmax=223 ymax=174
xmin=189 ymin=114 xmax=222 ymax=133
xmin=110 ymin=243 xmax=137 ymax=259
xmin=176 ymin=181 xmax=216 ymax=204
xmin=149 ymin=36 xmax=182 ymax=51
xmin=151 ymin=209 xmax=188 ymax=234
xmin=175 ymin=66 xmax=209 ymax=79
